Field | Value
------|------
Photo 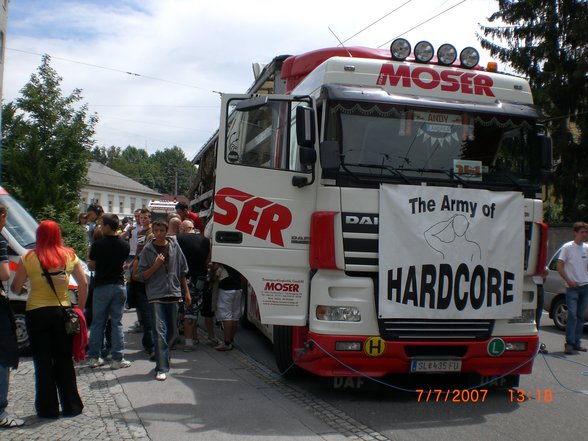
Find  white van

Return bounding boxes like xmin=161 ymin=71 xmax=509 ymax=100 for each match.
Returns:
xmin=1 ymin=186 xmax=85 ymax=353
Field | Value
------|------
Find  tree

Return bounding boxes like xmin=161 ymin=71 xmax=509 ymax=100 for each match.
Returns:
xmin=478 ymin=0 xmax=588 ymax=221
xmin=1 ymin=54 xmax=97 ymax=218
xmin=149 ymin=146 xmax=196 ymax=197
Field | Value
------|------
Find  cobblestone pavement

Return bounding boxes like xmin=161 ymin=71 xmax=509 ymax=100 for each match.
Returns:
xmin=2 ymin=359 xmax=149 ymax=441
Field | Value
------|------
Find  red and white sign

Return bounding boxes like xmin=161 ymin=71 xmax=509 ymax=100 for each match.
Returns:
xmin=214 ymin=187 xmax=293 ymax=247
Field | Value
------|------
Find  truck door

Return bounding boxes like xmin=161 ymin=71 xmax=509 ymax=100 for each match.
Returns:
xmin=212 ymin=95 xmax=317 ymax=325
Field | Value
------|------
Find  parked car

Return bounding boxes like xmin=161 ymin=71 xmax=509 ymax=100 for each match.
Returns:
xmin=543 ymin=245 xmax=588 ymax=331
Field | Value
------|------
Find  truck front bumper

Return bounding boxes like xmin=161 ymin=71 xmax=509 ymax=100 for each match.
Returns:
xmin=295 ymin=332 xmax=539 ymax=378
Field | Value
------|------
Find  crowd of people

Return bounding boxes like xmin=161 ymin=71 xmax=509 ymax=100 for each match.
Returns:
xmin=1 ymin=200 xmax=244 ymax=427
xmin=5 ymin=200 xmax=586 ymax=427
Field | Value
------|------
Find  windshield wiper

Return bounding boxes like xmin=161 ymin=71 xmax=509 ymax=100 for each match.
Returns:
xmin=395 ymin=167 xmax=472 ymax=187
xmin=488 ymin=168 xmax=525 ymax=191
xmin=343 ymin=162 xmax=412 ymax=184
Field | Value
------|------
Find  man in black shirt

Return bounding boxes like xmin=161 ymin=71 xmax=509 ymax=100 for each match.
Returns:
xmin=87 ymin=214 xmax=131 ymax=369
xmin=176 ymin=220 xmax=210 ymax=350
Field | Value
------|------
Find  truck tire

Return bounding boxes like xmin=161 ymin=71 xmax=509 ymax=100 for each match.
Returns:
xmin=273 ymin=325 xmax=303 ymax=378
xmin=11 ymin=301 xmax=31 ymax=356
xmin=239 ymin=287 xmax=253 ymax=330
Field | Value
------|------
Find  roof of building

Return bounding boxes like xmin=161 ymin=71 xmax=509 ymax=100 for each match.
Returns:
xmin=86 ymin=161 xmax=161 ymax=196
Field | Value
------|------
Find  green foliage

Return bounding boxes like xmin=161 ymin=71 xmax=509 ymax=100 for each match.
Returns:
xmin=1 ymin=55 xmax=96 ymax=219
xmin=478 ymin=0 xmax=588 ymax=221
xmin=149 ymin=146 xmax=196 ymax=197
xmin=543 ymin=201 xmax=563 ymax=224
xmin=94 ymin=144 xmax=196 ymax=197
xmin=36 ymin=205 xmax=89 ymax=260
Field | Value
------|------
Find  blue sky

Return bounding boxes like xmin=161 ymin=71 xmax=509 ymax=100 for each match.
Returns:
xmin=3 ymin=0 xmax=500 ymax=159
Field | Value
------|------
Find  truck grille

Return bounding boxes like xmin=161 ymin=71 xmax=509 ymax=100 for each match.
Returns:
xmin=342 ymin=212 xmax=379 ymax=272
xmin=378 ymin=318 xmax=494 ymax=341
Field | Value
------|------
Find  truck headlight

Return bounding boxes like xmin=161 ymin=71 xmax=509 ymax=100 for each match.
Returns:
xmin=316 ymin=306 xmax=361 ymax=322
xmin=508 ymin=309 xmax=535 ymax=323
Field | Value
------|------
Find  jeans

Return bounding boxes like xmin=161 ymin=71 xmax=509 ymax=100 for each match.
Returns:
xmin=151 ymin=302 xmax=179 ymax=373
xmin=565 ymin=284 xmax=588 ymax=346
xmin=133 ymin=282 xmax=154 ymax=353
xmin=88 ymin=283 xmax=126 ymax=361
xmin=0 ymin=364 xmax=8 ymax=415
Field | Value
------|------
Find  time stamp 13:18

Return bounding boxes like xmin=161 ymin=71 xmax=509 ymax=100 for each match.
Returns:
xmin=416 ymin=389 xmax=554 ymax=403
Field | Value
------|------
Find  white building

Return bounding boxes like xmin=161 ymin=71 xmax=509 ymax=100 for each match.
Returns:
xmin=80 ymin=161 xmax=160 ymax=218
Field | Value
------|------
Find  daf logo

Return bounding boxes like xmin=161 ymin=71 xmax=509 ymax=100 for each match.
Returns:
xmin=345 ymin=215 xmax=379 ymax=226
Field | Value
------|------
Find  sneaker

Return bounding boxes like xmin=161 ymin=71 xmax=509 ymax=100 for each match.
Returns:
xmin=155 ymin=371 xmax=167 ymax=381
xmin=183 ymin=345 xmax=196 ymax=352
xmin=111 ymin=359 xmax=131 ymax=369
xmin=87 ymin=357 xmax=104 ymax=368
xmin=574 ymin=345 xmax=587 ymax=352
xmin=0 ymin=413 xmax=25 ymax=428
xmin=564 ymin=344 xmax=578 ymax=355
xmin=214 ymin=342 xmax=233 ymax=351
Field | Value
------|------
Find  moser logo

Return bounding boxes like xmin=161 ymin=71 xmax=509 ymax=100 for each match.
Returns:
xmin=214 ymin=187 xmax=292 ymax=247
xmin=345 ymin=215 xmax=379 ymax=226
xmin=264 ymin=282 xmax=300 ymax=292
xmin=376 ymin=64 xmax=495 ymax=97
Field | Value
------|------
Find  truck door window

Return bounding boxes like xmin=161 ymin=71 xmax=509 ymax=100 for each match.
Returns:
xmin=225 ymin=99 xmax=310 ymax=173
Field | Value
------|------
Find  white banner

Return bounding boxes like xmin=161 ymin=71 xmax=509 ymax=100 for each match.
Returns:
xmin=378 ymin=184 xmax=524 ymax=319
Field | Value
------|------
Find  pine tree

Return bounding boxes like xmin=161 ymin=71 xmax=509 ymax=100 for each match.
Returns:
xmin=478 ymin=0 xmax=588 ymax=221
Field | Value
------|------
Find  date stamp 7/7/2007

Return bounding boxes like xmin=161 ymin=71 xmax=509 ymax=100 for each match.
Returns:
xmin=415 ymin=389 xmax=554 ymax=403
xmin=416 ymin=389 xmax=488 ymax=403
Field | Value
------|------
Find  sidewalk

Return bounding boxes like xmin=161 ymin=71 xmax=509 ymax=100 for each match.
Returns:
xmin=2 ymin=311 xmax=350 ymax=441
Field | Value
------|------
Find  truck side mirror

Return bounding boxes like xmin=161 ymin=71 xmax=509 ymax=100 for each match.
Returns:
xmin=538 ymin=134 xmax=553 ymax=182
xmin=296 ymin=106 xmax=315 ymax=148
xmin=235 ymin=95 xmax=268 ymax=111
xmin=319 ymin=140 xmax=341 ymax=171
xmin=299 ymin=147 xmax=317 ymax=166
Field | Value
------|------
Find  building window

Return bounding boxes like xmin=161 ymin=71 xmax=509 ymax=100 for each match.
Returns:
xmin=108 ymin=195 xmax=114 ymax=213
xmin=119 ymin=196 xmax=125 ymax=214
xmin=142 ymin=199 xmax=147 ymax=209
xmin=130 ymin=198 xmax=136 ymax=212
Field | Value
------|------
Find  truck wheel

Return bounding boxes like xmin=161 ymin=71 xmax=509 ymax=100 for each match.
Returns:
xmin=551 ymin=297 xmax=567 ymax=331
xmin=239 ymin=286 xmax=253 ymax=330
xmin=273 ymin=325 xmax=303 ymax=378
xmin=11 ymin=302 xmax=31 ymax=356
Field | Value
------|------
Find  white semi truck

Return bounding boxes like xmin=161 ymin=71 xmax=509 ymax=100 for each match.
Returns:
xmin=194 ymin=40 xmax=552 ymax=384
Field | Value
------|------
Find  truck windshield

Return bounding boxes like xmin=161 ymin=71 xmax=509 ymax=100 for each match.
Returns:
xmin=0 ymin=192 xmax=38 ymax=248
xmin=324 ymin=101 xmax=542 ymax=189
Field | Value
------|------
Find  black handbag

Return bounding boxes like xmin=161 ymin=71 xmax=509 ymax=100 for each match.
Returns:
xmin=40 ymin=263 xmax=80 ymax=335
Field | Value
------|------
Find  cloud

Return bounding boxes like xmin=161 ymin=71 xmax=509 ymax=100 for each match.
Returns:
xmin=3 ymin=0 xmax=498 ymax=159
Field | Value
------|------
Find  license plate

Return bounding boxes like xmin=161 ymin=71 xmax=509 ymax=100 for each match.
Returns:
xmin=411 ymin=359 xmax=462 ymax=373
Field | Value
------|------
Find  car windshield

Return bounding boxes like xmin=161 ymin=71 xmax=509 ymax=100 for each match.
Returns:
xmin=324 ymin=101 xmax=542 ymax=188
xmin=0 ymin=192 xmax=38 ymax=248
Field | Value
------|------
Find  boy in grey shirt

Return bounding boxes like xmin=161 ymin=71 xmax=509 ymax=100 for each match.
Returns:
xmin=138 ymin=220 xmax=190 ymax=381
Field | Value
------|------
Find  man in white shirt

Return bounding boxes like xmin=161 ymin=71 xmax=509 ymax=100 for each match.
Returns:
xmin=557 ymin=221 xmax=588 ymax=354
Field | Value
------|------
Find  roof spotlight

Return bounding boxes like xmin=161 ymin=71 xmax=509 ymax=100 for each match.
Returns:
xmin=414 ymin=41 xmax=434 ymax=63
xmin=460 ymin=47 xmax=480 ymax=68
xmin=390 ymin=38 xmax=411 ymax=61
xmin=437 ymin=44 xmax=457 ymax=65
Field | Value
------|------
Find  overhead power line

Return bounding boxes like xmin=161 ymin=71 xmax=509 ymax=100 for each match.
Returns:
xmin=339 ymin=0 xmax=415 ymax=45
xmin=7 ymin=47 xmax=214 ymax=92
xmin=378 ymin=0 xmax=468 ymax=48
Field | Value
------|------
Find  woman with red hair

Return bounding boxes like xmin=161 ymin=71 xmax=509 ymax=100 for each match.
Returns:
xmin=11 ymin=220 xmax=87 ymax=419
